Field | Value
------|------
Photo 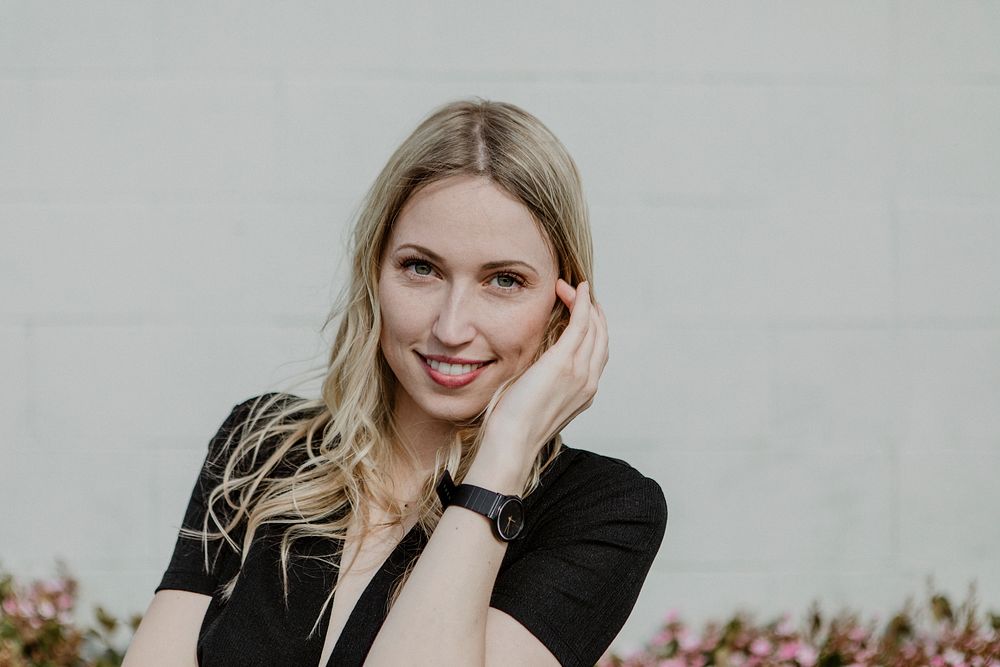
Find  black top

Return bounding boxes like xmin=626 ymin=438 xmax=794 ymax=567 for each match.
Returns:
xmin=155 ymin=394 xmax=668 ymax=667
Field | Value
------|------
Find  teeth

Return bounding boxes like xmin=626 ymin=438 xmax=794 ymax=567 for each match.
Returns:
xmin=426 ymin=358 xmax=486 ymax=375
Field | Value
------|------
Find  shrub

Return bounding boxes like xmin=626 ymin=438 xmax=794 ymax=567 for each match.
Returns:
xmin=599 ymin=583 xmax=1000 ymax=667
xmin=2 ymin=562 xmax=997 ymax=666
xmin=0 ymin=561 xmax=137 ymax=667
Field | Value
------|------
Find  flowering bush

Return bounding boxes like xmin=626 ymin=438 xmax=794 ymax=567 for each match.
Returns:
xmin=0 ymin=561 xmax=137 ymax=667
xmin=599 ymin=584 xmax=1000 ymax=667
xmin=3 ymin=561 xmax=998 ymax=666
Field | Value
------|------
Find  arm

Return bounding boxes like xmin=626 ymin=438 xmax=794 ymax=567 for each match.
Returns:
xmin=121 ymin=590 xmax=211 ymax=667
xmin=365 ymin=281 xmax=608 ymax=666
xmin=365 ymin=434 xmax=560 ymax=667
xmin=123 ymin=398 xmax=265 ymax=667
xmin=488 ymin=468 xmax=667 ymax=665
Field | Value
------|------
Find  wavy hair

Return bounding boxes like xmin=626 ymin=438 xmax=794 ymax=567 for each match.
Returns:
xmin=179 ymin=97 xmax=595 ymax=637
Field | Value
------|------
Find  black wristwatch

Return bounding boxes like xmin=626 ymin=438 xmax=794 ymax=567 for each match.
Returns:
xmin=435 ymin=470 xmax=525 ymax=542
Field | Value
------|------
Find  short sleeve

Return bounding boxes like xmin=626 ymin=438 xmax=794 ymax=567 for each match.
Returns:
xmin=154 ymin=395 xmax=269 ymax=596
xmin=489 ymin=453 xmax=668 ymax=667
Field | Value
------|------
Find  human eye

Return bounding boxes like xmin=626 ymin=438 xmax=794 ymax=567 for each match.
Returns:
xmin=489 ymin=271 xmax=526 ymax=292
xmin=398 ymin=255 xmax=435 ymax=278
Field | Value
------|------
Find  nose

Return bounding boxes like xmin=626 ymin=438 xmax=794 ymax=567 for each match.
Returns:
xmin=431 ymin=284 xmax=477 ymax=347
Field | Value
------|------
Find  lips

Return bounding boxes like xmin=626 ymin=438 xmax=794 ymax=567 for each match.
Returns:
xmin=425 ymin=357 xmax=488 ymax=375
xmin=416 ymin=352 xmax=494 ymax=388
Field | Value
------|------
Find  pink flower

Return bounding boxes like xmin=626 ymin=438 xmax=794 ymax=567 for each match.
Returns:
xmin=57 ymin=593 xmax=73 ymax=611
xmin=795 ymin=644 xmax=818 ymax=667
xmin=40 ymin=577 xmax=65 ymax=595
xmin=663 ymin=609 xmax=680 ymax=624
xmin=679 ymin=632 xmax=701 ymax=652
xmin=776 ymin=614 xmax=796 ymax=636
xmin=17 ymin=599 xmax=35 ymax=617
xmin=944 ymin=649 xmax=967 ymax=667
xmin=2 ymin=598 xmax=19 ymax=616
xmin=37 ymin=600 xmax=56 ymax=619
xmin=931 ymin=656 xmax=946 ymax=667
xmin=750 ymin=637 xmax=772 ymax=656
xmin=657 ymin=660 xmax=685 ymax=667
xmin=777 ymin=641 xmax=800 ymax=660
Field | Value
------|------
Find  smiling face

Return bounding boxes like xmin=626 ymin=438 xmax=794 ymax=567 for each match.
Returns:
xmin=378 ymin=174 xmax=560 ymax=430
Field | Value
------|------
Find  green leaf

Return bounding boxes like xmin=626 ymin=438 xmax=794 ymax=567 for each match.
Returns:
xmin=94 ymin=606 xmax=118 ymax=634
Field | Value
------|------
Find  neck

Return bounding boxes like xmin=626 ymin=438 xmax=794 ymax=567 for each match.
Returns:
xmin=388 ymin=389 xmax=456 ymax=482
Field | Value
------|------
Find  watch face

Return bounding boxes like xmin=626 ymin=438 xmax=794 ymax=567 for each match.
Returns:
xmin=496 ymin=498 xmax=525 ymax=540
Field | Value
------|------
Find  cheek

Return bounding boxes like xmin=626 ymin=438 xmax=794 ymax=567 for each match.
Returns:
xmin=377 ymin=282 xmax=416 ymax=349
xmin=492 ymin=298 xmax=555 ymax=362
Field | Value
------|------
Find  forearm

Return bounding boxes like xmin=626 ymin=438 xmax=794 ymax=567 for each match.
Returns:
xmin=363 ymin=436 xmax=529 ymax=667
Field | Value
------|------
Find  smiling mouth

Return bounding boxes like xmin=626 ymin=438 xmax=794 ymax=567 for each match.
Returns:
xmin=416 ymin=353 xmax=495 ymax=386
xmin=424 ymin=357 xmax=489 ymax=375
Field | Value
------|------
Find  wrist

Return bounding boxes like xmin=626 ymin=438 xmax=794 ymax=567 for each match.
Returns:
xmin=464 ymin=430 xmax=532 ymax=495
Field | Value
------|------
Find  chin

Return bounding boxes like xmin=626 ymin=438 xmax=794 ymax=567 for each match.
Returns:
xmin=420 ymin=396 xmax=490 ymax=424
xmin=435 ymin=404 xmax=487 ymax=425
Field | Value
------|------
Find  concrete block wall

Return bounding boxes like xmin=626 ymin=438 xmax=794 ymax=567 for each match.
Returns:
xmin=2 ymin=0 xmax=999 ymax=655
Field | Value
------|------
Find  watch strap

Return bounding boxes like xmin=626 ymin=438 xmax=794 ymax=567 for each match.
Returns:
xmin=450 ymin=482 xmax=503 ymax=519
xmin=436 ymin=470 xmax=525 ymax=541
xmin=435 ymin=469 xmax=457 ymax=508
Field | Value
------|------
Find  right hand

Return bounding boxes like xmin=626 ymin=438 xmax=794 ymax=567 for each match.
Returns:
xmin=477 ymin=279 xmax=609 ymax=478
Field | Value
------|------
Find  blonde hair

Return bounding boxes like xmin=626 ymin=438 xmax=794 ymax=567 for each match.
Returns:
xmin=180 ymin=97 xmax=595 ymax=637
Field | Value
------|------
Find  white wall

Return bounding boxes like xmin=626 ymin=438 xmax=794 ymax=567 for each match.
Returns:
xmin=2 ymin=0 xmax=999 ymax=656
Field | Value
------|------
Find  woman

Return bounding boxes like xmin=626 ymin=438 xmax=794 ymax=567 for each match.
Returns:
xmin=123 ymin=98 xmax=667 ymax=667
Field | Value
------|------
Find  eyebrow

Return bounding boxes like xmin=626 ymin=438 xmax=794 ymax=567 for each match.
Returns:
xmin=393 ymin=243 xmax=540 ymax=274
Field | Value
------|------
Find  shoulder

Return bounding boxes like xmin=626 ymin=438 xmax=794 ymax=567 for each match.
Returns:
xmin=491 ymin=445 xmax=668 ymax=665
xmin=525 ymin=444 xmax=668 ymax=542
xmin=205 ymin=392 xmax=288 ymax=458
xmin=205 ymin=391 xmax=321 ymax=474
xmin=221 ymin=391 xmax=322 ymax=437
xmin=228 ymin=391 xmax=309 ymax=424
xmin=536 ymin=444 xmax=667 ymax=514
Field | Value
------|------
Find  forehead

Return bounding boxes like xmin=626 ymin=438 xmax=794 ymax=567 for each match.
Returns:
xmin=385 ymin=175 xmax=556 ymax=269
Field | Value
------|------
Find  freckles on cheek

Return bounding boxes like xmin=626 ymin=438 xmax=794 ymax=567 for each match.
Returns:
xmin=378 ymin=295 xmax=396 ymax=325
xmin=380 ymin=289 xmax=425 ymax=343
xmin=504 ymin=304 xmax=554 ymax=360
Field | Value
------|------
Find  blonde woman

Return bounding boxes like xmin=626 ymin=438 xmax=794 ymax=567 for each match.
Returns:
xmin=123 ymin=98 xmax=667 ymax=667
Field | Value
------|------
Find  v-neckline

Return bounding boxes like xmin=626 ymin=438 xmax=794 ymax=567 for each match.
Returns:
xmin=317 ymin=521 xmax=426 ymax=667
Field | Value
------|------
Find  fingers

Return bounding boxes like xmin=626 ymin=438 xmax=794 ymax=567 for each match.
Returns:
xmin=574 ymin=306 xmax=598 ymax=373
xmin=555 ymin=278 xmax=576 ymax=309
xmin=554 ymin=280 xmax=592 ymax=353
xmin=590 ymin=301 xmax=609 ymax=379
xmin=576 ymin=297 xmax=608 ymax=382
xmin=554 ymin=280 xmax=609 ymax=398
xmin=574 ymin=286 xmax=601 ymax=362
